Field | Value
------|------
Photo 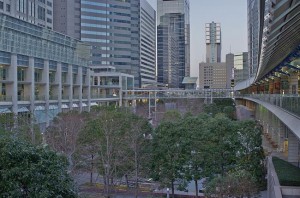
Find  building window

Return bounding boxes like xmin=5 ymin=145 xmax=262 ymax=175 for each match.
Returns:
xmin=0 ymin=1 xmax=3 ymax=10
xmin=46 ymin=1 xmax=52 ymax=6
xmin=6 ymin=4 xmax=10 ymax=12
xmin=47 ymin=18 xmax=52 ymax=23
xmin=17 ymin=68 xmax=26 ymax=81
xmin=38 ymin=6 xmax=45 ymax=20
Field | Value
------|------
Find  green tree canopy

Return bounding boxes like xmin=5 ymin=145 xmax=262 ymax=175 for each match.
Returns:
xmin=0 ymin=137 xmax=77 ymax=197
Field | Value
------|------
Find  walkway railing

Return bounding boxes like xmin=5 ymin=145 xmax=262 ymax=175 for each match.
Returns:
xmin=122 ymin=89 xmax=233 ymax=100
xmin=238 ymin=94 xmax=300 ymax=118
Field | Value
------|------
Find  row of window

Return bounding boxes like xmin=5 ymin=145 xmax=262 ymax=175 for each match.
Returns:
xmin=0 ymin=1 xmax=11 ymax=12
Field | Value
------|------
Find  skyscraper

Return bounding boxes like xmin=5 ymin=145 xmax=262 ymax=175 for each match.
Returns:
xmin=53 ymin=0 xmax=156 ymax=88
xmin=247 ymin=0 xmax=261 ymax=78
xmin=206 ymin=22 xmax=221 ymax=63
xmin=140 ymin=0 xmax=156 ymax=87
xmin=157 ymin=0 xmax=190 ymax=88
xmin=0 ymin=0 xmax=53 ymax=29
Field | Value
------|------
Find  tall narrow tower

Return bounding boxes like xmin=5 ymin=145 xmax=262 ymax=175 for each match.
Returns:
xmin=205 ymin=22 xmax=221 ymax=63
xmin=157 ymin=0 xmax=190 ymax=88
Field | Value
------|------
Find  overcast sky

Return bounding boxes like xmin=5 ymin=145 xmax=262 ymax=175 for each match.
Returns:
xmin=147 ymin=0 xmax=248 ymax=79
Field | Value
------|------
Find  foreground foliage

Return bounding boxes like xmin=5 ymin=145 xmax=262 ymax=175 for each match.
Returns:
xmin=0 ymin=137 xmax=77 ymax=197
xmin=151 ymin=110 xmax=265 ymax=198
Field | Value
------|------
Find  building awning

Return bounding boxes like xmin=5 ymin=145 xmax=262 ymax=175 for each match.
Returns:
xmin=90 ymin=102 xmax=98 ymax=106
xmin=35 ymin=106 xmax=45 ymax=111
xmin=49 ymin=105 xmax=58 ymax=110
xmin=182 ymin=77 xmax=198 ymax=84
xmin=0 ymin=108 xmax=11 ymax=113
xmin=18 ymin=107 xmax=29 ymax=113
xmin=82 ymin=103 xmax=87 ymax=107
xmin=72 ymin=103 xmax=79 ymax=108
xmin=61 ymin=104 xmax=69 ymax=109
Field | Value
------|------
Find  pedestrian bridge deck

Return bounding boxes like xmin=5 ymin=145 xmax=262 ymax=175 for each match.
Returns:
xmin=122 ymin=89 xmax=233 ymax=100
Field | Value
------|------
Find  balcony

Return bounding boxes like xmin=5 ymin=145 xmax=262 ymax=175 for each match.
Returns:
xmin=73 ymin=95 xmax=80 ymax=100
xmin=18 ymin=95 xmax=30 ymax=101
xmin=0 ymin=95 xmax=11 ymax=102
xmin=35 ymin=95 xmax=45 ymax=101
xmin=62 ymin=95 xmax=69 ymax=100
xmin=49 ymin=95 xmax=58 ymax=100
xmin=91 ymin=94 xmax=119 ymax=99
xmin=238 ymin=94 xmax=300 ymax=118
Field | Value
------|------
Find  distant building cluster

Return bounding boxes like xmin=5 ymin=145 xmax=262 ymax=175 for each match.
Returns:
xmin=199 ymin=21 xmax=249 ymax=89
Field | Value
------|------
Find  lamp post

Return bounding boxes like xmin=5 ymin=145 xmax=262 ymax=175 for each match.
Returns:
xmin=167 ymin=188 xmax=170 ymax=198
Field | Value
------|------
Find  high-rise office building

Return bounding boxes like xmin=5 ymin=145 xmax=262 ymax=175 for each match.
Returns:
xmin=226 ymin=53 xmax=234 ymax=88
xmin=0 ymin=0 xmax=53 ymax=29
xmin=140 ymin=0 xmax=156 ymax=87
xmin=157 ymin=0 xmax=190 ymax=88
xmin=53 ymin=0 xmax=156 ymax=88
xmin=206 ymin=22 xmax=221 ymax=63
xmin=234 ymin=52 xmax=249 ymax=83
xmin=247 ymin=0 xmax=261 ymax=77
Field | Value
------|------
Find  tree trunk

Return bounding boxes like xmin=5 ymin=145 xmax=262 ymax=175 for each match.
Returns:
xmin=195 ymin=179 xmax=198 ymax=197
xmin=171 ymin=180 xmax=175 ymax=198
xmin=125 ymin=174 xmax=129 ymax=188
xmin=90 ymin=154 xmax=93 ymax=184
xmin=134 ymin=147 xmax=138 ymax=198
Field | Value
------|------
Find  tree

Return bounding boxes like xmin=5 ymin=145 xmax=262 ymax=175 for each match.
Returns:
xmin=181 ymin=113 xmax=210 ymax=197
xmin=223 ymin=105 xmax=236 ymax=120
xmin=0 ymin=137 xmax=77 ymax=197
xmin=235 ymin=120 xmax=265 ymax=187
xmin=124 ymin=113 xmax=153 ymax=198
xmin=205 ymin=170 xmax=259 ymax=198
xmin=82 ymin=106 xmax=131 ymax=197
xmin=45 ymin=111 xmax=85 ymax=174
xmin=0 ymin=113 xmax=42 ymax=145
xmin=162 ymin=110 xmax=181 ymax=123
xmin=151 ymin=121 xmax=189 ymax=198
xmin=204 ymin=114 xmax=240 ymax=177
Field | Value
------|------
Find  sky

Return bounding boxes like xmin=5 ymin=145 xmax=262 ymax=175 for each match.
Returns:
xmin=147 ymin=0 xmax=248 ymax=79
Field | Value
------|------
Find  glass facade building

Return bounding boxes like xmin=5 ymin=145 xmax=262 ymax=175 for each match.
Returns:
xmin=234 ymin=52 xmax=249 ymax=83
xmin=53 ymin=0 xmax=156 ymax=88
xmin=157 ymin=0 xmax=190 ymax=88
xmin=247 ymin=0 xmax=260 ymax=78
xmin=140 ymin=0 xmax=156 ymax=87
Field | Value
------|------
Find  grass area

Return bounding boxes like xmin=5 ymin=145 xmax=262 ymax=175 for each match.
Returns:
xmin=273 ymin=157 xmax=300 ymax=186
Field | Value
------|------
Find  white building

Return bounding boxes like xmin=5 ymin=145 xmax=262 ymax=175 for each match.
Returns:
xmin=0 ymin=0 xmax=53 ymax=29
xmin=0 ymin=13 xmax=133 ymax=130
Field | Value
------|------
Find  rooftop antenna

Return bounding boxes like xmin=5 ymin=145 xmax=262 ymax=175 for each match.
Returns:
xmin=230 ymin=45 xmax=232 ymax=53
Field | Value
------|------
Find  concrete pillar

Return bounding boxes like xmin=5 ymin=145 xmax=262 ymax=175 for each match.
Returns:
xmin=78 ymin=66 xmax=83 ymax=112
xmin=57 ymin=63 xmax=62 ymax=113
xmin=119 ymin=75 xmax=122 ymax=107
xmin=289 ymin=72 xmax=298 ymax=94
xmin=67 ymin=64 xmax=73 ymax=110
xmin=28 ymin=57 xmax=35 ymax=113
xmin=8 ymin=54 xmax=18 ymax=114
xmin=87 ymin=68 xmax=91 ymax=112
xmin=273 ymin=78 xmax=281 ymax=94
xmin=269 ymin=79 xmax=274 ymax=94
xmin=288 ymin=131 xmax=300 ymax=166
xmin=278 ymin=122 xmax=287 ymax=152
xmin=43 ymin=60 xmax=49 ymax=126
